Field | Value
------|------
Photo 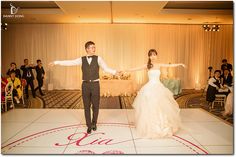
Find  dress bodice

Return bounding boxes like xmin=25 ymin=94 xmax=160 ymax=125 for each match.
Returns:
xmin=148 ymin=69 xmax=161 ymax=83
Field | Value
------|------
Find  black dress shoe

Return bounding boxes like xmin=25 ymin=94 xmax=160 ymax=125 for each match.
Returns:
xmin=87 ymin=128 xmax=92 ymax=134
xmin=92 ymin=124 xmax=97 ymax=131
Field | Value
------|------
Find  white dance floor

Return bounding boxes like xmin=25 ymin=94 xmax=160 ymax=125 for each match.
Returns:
xmin=1 ymin=108 xmax=233 ymax=154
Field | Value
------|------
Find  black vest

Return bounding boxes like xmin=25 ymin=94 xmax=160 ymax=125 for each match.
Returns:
xmin=81 ymin=56 xmax=99 ymax=81
xmin=213 ymin=77 xmax=221 ymax=88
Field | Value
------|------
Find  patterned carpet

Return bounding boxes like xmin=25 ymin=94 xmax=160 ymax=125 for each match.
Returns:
xmin=39 ymin=90 xmax=121 ymax=109
xmin=41 ymin=90 xmax=83 ymax=109
xmin=6 ymin=89 xmax=232 ymax=124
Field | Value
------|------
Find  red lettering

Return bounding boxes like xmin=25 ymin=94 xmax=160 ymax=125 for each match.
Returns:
xmin=54 ymin=132 xmax=133 ymax=147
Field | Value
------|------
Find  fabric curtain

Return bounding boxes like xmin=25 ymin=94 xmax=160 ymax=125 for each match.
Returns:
xmin=1 ymin=24 xmax=233 ymax=89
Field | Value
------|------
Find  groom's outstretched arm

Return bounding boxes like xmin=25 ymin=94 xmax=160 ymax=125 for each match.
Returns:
xmin=98 ymin=57 xmax=117 ymax=75
xmin=53 ymin=57 xmax=82 ymax=66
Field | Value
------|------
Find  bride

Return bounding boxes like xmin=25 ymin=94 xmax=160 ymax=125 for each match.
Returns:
xmin=125 ymin=49 xmax=185 ymax=138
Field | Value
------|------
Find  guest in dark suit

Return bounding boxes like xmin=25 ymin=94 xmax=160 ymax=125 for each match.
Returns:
xmin=221 ymin=69 xmax=233 ymax=87
xmin=20 ymin=59 xmax=36 ymax=98
xmin=7 ymin=62 xmax=21 ymax=79
xmin=221 ymin=59 xmax=233 ymax=74
xmin=35 ymin=59 xmax=45 ymax=96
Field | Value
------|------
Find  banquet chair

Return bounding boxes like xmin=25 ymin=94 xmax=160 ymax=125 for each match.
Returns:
xmin=3 ymin=82 xmax=14 ymax=112
xmin=211 ymin=94 xmax=226 ymax=109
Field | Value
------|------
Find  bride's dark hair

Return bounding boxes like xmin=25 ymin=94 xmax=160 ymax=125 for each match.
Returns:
xmin=147 ymin=49 xmax=158 ymax=69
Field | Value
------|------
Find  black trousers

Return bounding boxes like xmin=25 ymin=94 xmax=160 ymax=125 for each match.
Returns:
xmin=12 ymin=89 xmax=18 ymax=97
xmin=25 ymin=77 xmax=36 ymax=98
xmin=82 ymin=81 xmax=100 ymax=128
xmin=35 ymin=78 xmax=43 ymax=95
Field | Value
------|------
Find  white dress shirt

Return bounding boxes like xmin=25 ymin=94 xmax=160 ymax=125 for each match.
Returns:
xmin=208 ymin=77 xmax=220 ymax=89
xmin=54 ymin=56 xmax=116 ymax=81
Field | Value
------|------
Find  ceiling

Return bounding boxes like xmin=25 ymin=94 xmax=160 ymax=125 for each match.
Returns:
xmin=1 ymin=1 xmax=233 ymax=24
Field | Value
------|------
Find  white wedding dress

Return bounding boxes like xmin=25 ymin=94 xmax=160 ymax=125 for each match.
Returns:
xmin=132 ymin=69 xmax=181 ymax=138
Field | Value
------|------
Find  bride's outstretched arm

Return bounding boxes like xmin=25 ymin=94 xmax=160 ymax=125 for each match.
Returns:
xmin=125 ymin=64 xmax=147 ymax=72
xmin=158 ymin=63 xmax=185 ymax=68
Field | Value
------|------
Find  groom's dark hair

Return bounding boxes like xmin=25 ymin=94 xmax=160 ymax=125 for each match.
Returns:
xmin=85 ymin=41 xmax=95 ymax=49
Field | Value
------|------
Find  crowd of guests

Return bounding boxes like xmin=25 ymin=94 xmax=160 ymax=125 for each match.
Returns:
xmin=206 ymin=59 xmax=233 ymax=117
xmin=1 ymin=59 xmax=45 ymax=108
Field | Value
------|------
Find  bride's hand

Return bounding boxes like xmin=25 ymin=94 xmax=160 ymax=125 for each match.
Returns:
xmin=48 ymin=62 xmax=55 ymax=67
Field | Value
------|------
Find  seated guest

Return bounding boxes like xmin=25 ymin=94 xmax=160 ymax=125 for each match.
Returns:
xmin=7 ymin=62 xmax=21 ymax=79
xmin=221 ymin=59 xmax=233 ymax=74
xmin=206 ymin=70 xmax=222 ymax=106
xmin=7 ymin=71 xmax=22 ymax=104
xmin=221 ymin=69 xmax=233 ymax=87
xmin=222 ymin=86 xmax=233 ymax=117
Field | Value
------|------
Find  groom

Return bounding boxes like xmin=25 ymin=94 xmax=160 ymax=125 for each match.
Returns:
xmin=50 ymin=41 xmax=120 ymax=134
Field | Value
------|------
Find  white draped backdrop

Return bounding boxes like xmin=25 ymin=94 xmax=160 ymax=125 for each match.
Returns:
xmin=1 ymin=24 xmax=233 ymax=90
